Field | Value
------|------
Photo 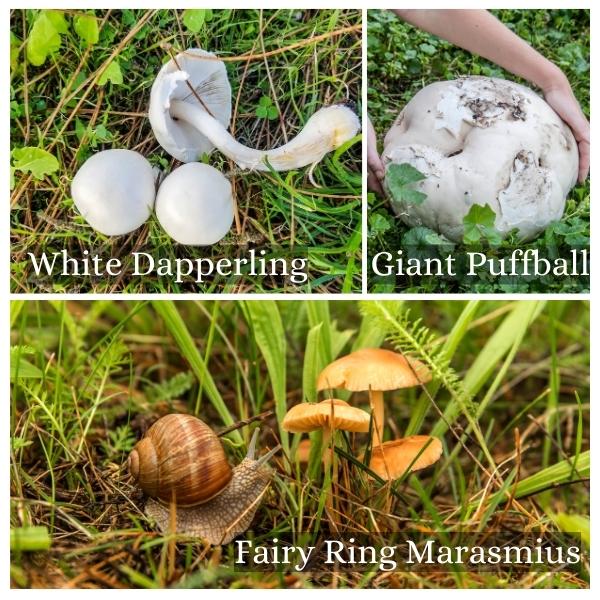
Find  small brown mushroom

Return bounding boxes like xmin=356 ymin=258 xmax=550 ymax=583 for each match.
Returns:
xmin=368 ymin=435 xmax=442 ymax=481
xmin=317 ymin=348 xmax=431 ymax=446
xmin=282 ymin=399 xmax=369 ymax=510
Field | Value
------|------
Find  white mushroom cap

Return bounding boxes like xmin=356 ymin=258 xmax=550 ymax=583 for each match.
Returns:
xmin=149 ymin=48 xmax=232 ymax=163
xmin=382 ymin=77 xmax=579 ymax=241
xmin=71 ymin=149 xmax=156 ymax=236
xmin=155 ymin=162 xmax=233 ymax=245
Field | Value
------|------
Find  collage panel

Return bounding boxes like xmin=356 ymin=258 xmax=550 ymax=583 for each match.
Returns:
xmin=10 ymin=9 xmax=362 ymax=294
xmin=10 ymin=299 xmax=590 ymax=588
xmin=367 ymin=9 xmax=590 ymax=293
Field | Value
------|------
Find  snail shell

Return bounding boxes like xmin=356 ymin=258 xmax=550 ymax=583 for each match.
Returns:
xmin=128 ymin=413 xmax=279 ymax=545
xmin=128 ymin=413 xmax=232 ymax=506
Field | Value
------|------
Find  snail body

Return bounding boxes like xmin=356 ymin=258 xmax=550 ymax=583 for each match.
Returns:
xmin=128 ymin=414 xmax=277 ymax=545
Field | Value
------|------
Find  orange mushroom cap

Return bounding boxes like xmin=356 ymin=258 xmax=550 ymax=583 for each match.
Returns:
xmin=282 ymin=399 xmax=370 ymax=433
xmin=368 ymin=435 xmax=442 ymax=480
xmin=316 ymin=348 xmax=431 ymax=392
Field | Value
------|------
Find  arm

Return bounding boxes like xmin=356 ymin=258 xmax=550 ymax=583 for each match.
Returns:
xmin=394 ymin=9 xmax=589 ymax=181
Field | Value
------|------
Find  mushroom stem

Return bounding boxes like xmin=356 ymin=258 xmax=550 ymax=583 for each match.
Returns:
xmin=369 ymin=389 xmax=385 ymax=448
xmin=322 ymin=426 xmax=335 ymax=514
xmin=169 ymin=100 xmax=360 ymax=172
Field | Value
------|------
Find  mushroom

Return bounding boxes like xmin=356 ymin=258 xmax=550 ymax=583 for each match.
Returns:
xmin=317 ymin=348 xmax=431 ymax=446
xmin=368 ymin=436 xmax=442 ymax=481
xmin=382 ymin=77 xmax=579 ymax=241
xmin=282 ymin=399 xmax=369 ymax=510
xmin=71 ymin=149 xmax=156 ymax=236
xmin=155 ymin=162 xmax=233 ymax=245
xmin=149 ymin=48 xmax=360 ymax=170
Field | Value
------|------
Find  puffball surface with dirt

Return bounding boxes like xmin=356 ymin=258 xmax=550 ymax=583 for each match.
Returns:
xmin=382 ymin=77 xmax=578 ymax=242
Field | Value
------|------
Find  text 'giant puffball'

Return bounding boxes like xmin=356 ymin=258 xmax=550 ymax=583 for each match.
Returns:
xmin=383 ymin=77 xmax=579 ymax=242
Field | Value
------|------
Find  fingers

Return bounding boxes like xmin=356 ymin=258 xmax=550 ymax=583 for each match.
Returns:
xmin=367 ymin=167 xmax=384 ymax=195
xmin=578 ymin=139 xmax=590 ymax=183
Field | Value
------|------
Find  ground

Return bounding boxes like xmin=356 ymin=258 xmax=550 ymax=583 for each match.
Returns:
xmin=11 ymin=300 xmax=590 ymax=588
xmin=367 ymin=9 xmax=590 ymax=293
xmin=10 ymin=9 xmax=362 ymax=293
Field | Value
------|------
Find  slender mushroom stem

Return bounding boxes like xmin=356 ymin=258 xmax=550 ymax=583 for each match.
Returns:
xmin=169 ymin=100 xmax=359 ymax=171
xmin=369 ymin=389 xmax=385 ymax=448
xmin=322 ymin=425 xmax=334 ymax=514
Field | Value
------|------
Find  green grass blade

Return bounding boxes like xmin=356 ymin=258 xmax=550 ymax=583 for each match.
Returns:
xmin=152 ymin=301 xmax=241 ymax=443
xmin=244 ymin=301 xmax=288 ymax=454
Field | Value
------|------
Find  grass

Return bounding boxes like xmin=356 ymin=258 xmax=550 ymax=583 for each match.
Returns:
xmin=10 ymin=9 xmax=362 ymax=293
xmin=10 ymin=300 xmax=590 ymax=588
xmin=367 ymin=9 xmax=590 ymax=293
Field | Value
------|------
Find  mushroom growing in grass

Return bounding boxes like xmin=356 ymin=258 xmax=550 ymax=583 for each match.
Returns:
xmin=282 ymin=399 xmax=369 ymax=509
xmin=149 ymin=48 xmax=361 ymax=170
xmin=71 ymin=149 xmax=156 ymax=236
xmin=155 ymin=162 xmax=233 ymax=245
xmin=368 ymin=436 xmax=442 ymax=481
xmin=317 ymin=348 xmax=432 ymax=447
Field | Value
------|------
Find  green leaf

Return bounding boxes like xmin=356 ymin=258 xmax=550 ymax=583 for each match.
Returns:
xmin=26 ymin=11 xmax=63 ymax=66
xmin=386 ymin=163 xmax=427 ymax=205
xmin=12 ymin=147 xmax=59 ymax=180
xmin=368 ymin=212 xmax=392 ymax=237
xmin=45 ymin=11 xmax=68 ymax=33
xmin=267 ymin=106 xmax=279 ymax=120
xmin=11 ymin=526 xmax=51 ymax=552
xmin=10 ymin=345 xmax=44 ymax=380
xmin=462 ymin=203 xmax=503 ymax=245
xmin=552 ymin=513 xmax=590 ymax=548
xmin=74 ymin=13 xmax=99 ymax=46
xmin=182 ymin=9 xmax=211 ymax=33
xmin=98 ymin=60 xmax=123 ymax=86
xmin=255 ymin=105 xmax=268 ymax=118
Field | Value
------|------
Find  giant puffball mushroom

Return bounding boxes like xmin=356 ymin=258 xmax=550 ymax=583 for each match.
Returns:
xmin=368 ymin=436 xmax=442 ymax=481
xmin=149 ymin=48 xmax=232 ymax=163
xmin=149 ymin=48 xmax=361 ymax=171
xmin=317 ymin=348 xmax=431 ymax=447
xmin=155 ymin=162 xmax=233 ymax=245
xmin=71 ymin=149 xmax=156 ymax=236
xmin=382 ymin=77 xmax=579 ymax=242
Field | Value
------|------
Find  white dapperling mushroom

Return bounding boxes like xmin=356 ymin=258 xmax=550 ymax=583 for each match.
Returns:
xmin=149 ymin=48 xmax=360 ymax=171
xmin=155 ymin=162 xmax=233 ymax=245
xmin=71 ymin=149 xmax=156 ymax=236
xmin=382 ymin=77 xmax=579 ymax=242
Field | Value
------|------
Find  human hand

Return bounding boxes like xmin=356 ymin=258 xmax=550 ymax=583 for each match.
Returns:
xmin=367 ymin=115 xmax=385 ymax=194
xmin=544 ymin=82 xmax=590 ymax=183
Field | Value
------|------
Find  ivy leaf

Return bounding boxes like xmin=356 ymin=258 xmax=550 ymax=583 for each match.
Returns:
xmin=386 ymin=163 xmax=427 ymax=205
xmin=182 ymin=9 xmax=213 ymax=33
xmin=26 ymin=11 xmax=64 ymax=66
xmin=12 ymin=147 xmax=59 ymax=180
xmin=368 ymin=212 xmax=393 ymax=238
xmin=462 ymin=203 xmax=503 ymax=245
xmin=74 ymin=13 xmax=99 ymax=46
xmin=98 ymin=60 xmax=123 ymax=86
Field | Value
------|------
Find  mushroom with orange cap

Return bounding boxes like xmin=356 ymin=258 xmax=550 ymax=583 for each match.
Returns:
xmin=368 ymin=435 xmax=442 ymax=481
xmin=316 ymin=348 xmax=432 ymax=446
xmin=282 ymin=399 xmax=370 ymax=509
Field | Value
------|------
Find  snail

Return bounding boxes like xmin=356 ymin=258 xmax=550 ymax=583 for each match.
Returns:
xmin=128 ymin=413 xmax=279 ymax=545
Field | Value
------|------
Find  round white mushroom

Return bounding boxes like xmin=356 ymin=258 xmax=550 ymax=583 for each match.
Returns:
xmin=155 ymin=162 xmax=233 ymax=245
xmin=149 ymin=48 xmax=360 ymax=171
xmin=71 ymin=149 xmax=156 ymax=236
xmin=382 ymin=77 xmax=579 ymax=242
